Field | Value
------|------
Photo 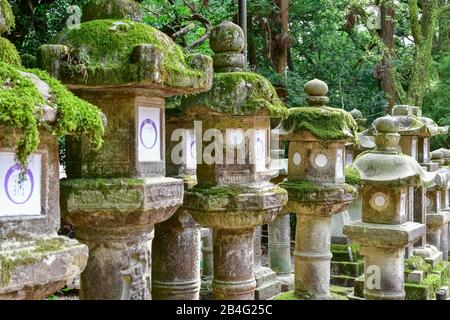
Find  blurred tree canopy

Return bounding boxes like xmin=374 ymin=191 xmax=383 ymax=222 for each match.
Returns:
xmin=4 ymin=0 xmax=449 ymax=130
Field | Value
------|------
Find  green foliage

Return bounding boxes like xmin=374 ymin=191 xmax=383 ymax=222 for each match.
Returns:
xmin=423 ymin=54 xmax=450 ymax=149
xmin=0 ymin=37 xmax=20 ymax=66
xmin=345 ymin=165 xmax=361 ymax=185
xmin=142 ymin=0 xmax=235 ymax=54
xmin=8 ymin=0 xmax=90 ymax=55
xmin=0 ymin=61 xmax=103 ymax=166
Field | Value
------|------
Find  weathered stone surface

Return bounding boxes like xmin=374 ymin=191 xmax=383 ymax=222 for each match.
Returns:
xmin=277 ymin=79 xmax=358 ymax=300
xmin=0 ymin=237 xmax=88 ymax=300
xmin=345 ymin=116 xmax=429 ymax=300
xmin=0 ymin=129 xmax=88 ymax=299
xmin=82 ymin=0 xmax=143 ymax=22
xmin=343 ymin=221 xmax=425 ymax=248
xmin=76 ymin=225 xmax=153 ymax=300
xmin=209 ymin=21 xmax=245 ymax=54
xmin=181 ymin=22 xmax=287 ymax=300
xmin=254 ymin=226 xmax=281 ymax=300
xmin=48 ymin=1 xmax=212 ymax=300
xmin=212 ymin=228 xmax=256 ymax=300
xmin=38 ymin=22 xmax=213 ymax=93
xmin=152 ymin=203 xmax=201 ymax=300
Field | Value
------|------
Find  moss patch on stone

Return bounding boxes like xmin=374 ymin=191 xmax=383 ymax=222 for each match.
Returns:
xmin=275 ymin=289 xmax=349 ymax=300
xmin=0 ymin=237 xmax=73 ymax=287
xmin=404 ymin=256 xmax=432 ymax=274
xmin=280 ymin=180 xmax=357 ymax=203
xmin=345 ymin=165 xmax=361 ymax=186
xmin=331 ymin=243 xmax=361 ymax=262
xmin=51 ymin=19 xmax=205 ymax=86
xmin=0 ymin=0 xmax=15 ymax=32
xmin=0 ymin=37 xmax=20 ymax=66
xmin=282 ymin=106 xmax=358 ymax=141
xmin=61 ymin=178 xmax=145 ymax=191
xmin=182 ymin=72 xmax=287 ymax=117
xmin=82 ymin=0 xmax=142 ymax=22
xmin=0 ymin=62 xmax=104 ymax=166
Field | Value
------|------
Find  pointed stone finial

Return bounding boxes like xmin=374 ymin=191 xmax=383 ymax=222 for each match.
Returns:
xmin=304 ymin=79 xmax=329 ymax=106
xmin=373 ymin=116 xmax=401 ymax=151
xmin=82 ymin=0 xmax=142 ymax=22
xmin=210 ymin=21 xmax=245 ymax=72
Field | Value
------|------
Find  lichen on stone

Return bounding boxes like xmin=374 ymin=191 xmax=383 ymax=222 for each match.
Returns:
xmin=82 ymin=0 xmax=142 ymax=22
xmin=181 ymin=72 xmax=287 ymax=117
xmin=0 ymin=62 xmax=104 ymax=166
xmin=0 ymin=237 xmax=75 ymax=287
xmin=0 ymin=37 xmax=20 ymax=66
xmin=280 ymin=106 xmax=358 ymax=141
xmin=49 ymin=19 xmax=207 ymax=87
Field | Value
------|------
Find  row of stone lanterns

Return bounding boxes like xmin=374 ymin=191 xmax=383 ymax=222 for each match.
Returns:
xmin=2 ymin=0 xmax=448 ymax=301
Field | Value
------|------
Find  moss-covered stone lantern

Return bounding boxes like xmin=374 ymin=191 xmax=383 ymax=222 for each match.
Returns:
xmin=343 ymin=116 xmax=434 ymax=300
xmin=37 ymin=0 xmax=213 ymax=300
xmin=0 ymin=1 xmax=105 ymax=298
xmin=182 ymin=21 xmax=288 ymax=300
xmin=276 ymin=79 xmax=358 ymax=299
xmin=151 ymin=108 xmax=202 ymax=300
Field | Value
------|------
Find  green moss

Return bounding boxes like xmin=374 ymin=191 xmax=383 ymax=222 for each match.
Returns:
xmin=0 ymin=37 xmax=20 ymax=66
xmin=188 ymin=184 xmax=286 ymax=210
xmin=282 ymin=106 xmax=358 ymax=141
xmin=432 ymin=261 xmax=449 ymax=284
xmin=182 ymin=72 xmax=287 ymax=117
xmin=82 ymin=0 xmax=142 ymax=22
xmin=331 ymin=243 xmax=361 ymax=262
xmin=404 ymin=256 xmax=432 ymax=274
xmin=51 ymin=19 xmax=204 ymax=86
xmin=0 ymin=62 xmax=104 ymax=167
xmin=61 ymin=178 xmax=145 ymax=194
xmin=275 ymin=290 xmax=348 ymax=300
xmin=0 ymin=237 xmax=71 ymax=287
xmin=0 ymin=0 xmax=15 ymax=32
xmin=345 ymin=165 xmax=361 ymax=186
xmin=279 ymin=180 xmax=320 ymax=198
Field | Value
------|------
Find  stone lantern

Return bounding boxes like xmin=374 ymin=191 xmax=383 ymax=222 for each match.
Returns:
xmin=390 ymin=105 xmax=448 ymax=262
xmin=182 ymin=21 xmax=288 ymax=300
xmin=425 ymin=173 xmax=450 ymax=260
xmin=151 ymin=108 xmax=202 ymax=300
xmin=344 ymin=116 xmax=432 ymax=300
xmin=277 ymin=79 xmax=358 ymax=299
xmin=38 ymin=0 xmax=213 ymax=300
xmin=0 ymin=2 xmax=105 ymax=297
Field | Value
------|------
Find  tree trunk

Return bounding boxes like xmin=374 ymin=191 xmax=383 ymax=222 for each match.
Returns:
xmin=270 ymin=0 xmax=290 ymax=100
xmin=248 ymin=14 xmax=257 ymax=67
xmin=438 ymin=0 xmax=450 ymax=54
xmin=407 ymin=0 xmax=439 ymax=108
xmin=378 ymin=4 xmax=396 ymax=113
